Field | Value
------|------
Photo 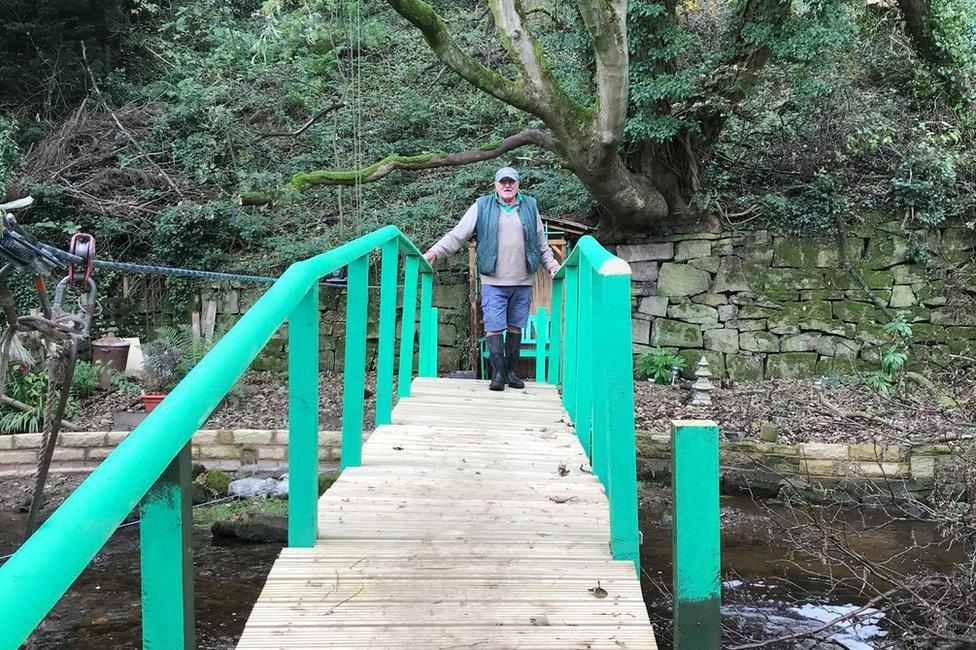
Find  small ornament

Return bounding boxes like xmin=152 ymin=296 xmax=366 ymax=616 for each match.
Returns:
xmin=690 ymin=355 xmax=713 ymax=406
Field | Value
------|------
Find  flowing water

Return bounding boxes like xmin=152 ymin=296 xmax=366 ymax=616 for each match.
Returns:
xmin=0 ymin=491 xmax=960 ymax=649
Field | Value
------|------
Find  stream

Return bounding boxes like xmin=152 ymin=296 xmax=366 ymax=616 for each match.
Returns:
xmin=0 ymin=489 xmax=960 ymax=649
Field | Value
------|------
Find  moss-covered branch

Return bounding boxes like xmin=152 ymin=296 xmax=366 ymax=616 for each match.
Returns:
xmin=289 ymin=128 xmax=556 ymax=189
xmin=384 ymin=0 xmax=538 ymax=115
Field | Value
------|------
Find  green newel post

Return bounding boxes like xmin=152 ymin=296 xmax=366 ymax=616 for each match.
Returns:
xmin=589 ymin=275 xmax=608 ymax=483
xmin=140 ymin=443 xmax=194 ymax=649
xmin=534 ymin=306 xmax=548 ymax=381
xmin=562 ymin=265 xmax=579 ymax=416
xmin=397 ymin=255 xmax=420 ymax=399
xmin=598 ymin=269 xmax=639 ymax=573
xmin=341 ymin=255 xmax=369 ymax=470
xmin=672 ymin=419 xmax=721 ymax=649
xmin=547 ymin=277 xmax=563 ymax=385
xmin=575 ymin=265 xmax=593 ymax=455
xmin=288 ymin=283 xmax=319 ymax=547
xmin=375 ymin=240 xmax=398 ymax=426
xmin=418 ymin=272 xmax=434 ymax=377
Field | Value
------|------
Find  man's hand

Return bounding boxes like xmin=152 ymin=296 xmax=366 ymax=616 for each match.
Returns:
xmin=549 ymin=265 xmax=559 ymax=277
xmin=423 ymin=251 xmax=437 ymax=264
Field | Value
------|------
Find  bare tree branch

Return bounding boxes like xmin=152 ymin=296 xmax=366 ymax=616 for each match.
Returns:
xmin=259 ymin=102 xmax=345 ymax=139
xmin=290 ymin=128 xmax=556 ymax=188
xmin=576 ymin=0 xmax=629 ymax=145
xmin=384 ymin=0 xmax=539 ymax=114
xmin=728 ymin=586 xmax=903 ymax=650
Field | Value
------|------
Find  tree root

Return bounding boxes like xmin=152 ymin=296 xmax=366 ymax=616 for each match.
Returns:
xmin=817 ymin=393 xmax=910 ymax=438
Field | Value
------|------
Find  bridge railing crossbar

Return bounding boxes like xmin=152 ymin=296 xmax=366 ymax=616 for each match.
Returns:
xmin=549 ymin=236 xmax=640 ymax=573
xmin=0 ymin=225 xmax=436 ymax=649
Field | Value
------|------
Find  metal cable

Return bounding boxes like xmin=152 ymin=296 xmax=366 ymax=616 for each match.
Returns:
xmin=40 ymin=244 xmax=418 ymax=290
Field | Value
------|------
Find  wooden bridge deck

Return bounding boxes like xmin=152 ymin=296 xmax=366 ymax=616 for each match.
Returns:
xmin=236 ymin=377 xmax=657 ymax=649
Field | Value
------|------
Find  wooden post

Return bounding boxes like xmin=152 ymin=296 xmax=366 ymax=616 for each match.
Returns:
xmin=341 ymin=255 xmax=369 ymax=470
xmin=397 ymin=255 xmax=419 ymax=399
xmin=140 ymin=443 xmax=194 ymax=649
xmin=672 ymin=419 xmax=721 ymax=650
xmin=375 ymin=239 xmax=398 ymax=426
xmin=288 ymin=284 xmax=319 ymax=547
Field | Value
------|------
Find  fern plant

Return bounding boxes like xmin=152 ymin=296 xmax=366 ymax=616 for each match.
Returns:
xmin=637 ymin=347 xmax=685 ymax=385
xmin=866 ymin=314 xmax=913 ymax=395
xmin=142 ymin=325 xmax=214 ymax=392
xmin=0 ymin=367 xmax=81 ymax=433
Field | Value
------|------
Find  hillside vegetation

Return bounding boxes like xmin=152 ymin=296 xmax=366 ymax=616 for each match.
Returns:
xmin=0 ymin=0 xmax=973 ymax=286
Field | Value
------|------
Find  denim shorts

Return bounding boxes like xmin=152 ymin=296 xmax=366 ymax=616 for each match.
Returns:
xmin=482 ymin=285 xmax=533 ymax=332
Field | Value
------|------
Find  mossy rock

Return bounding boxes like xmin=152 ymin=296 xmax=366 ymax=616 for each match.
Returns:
xmin=772 ymin=238 xmax=839 ymax=268
xmin=739 ymin=331 xmax=779 ymax=353
xmin=198 ymin=469 xmax=232 ymax=497
xmin=765 ymin=352 xmax=819 ymax=378
xmin=832 ymin=301 xmax=883 ymax=323
xmin=318 ymin=472 xmax=339 ymax=496
xmin=676 ymin=349 xmax=725 ymax=379
xmin=726 ymin=354 xmax=764 ymax=381
xmin=651 ymin=318 xmax=703 ymax=348
xmin=657 ymin=263 xmax=712 ymax=297
xmin=712 ymin=256 xmax=752 ymax=293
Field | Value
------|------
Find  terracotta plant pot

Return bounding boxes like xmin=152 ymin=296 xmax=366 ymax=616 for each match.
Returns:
xmin=140 ymin=392 xmax=167 ymax=413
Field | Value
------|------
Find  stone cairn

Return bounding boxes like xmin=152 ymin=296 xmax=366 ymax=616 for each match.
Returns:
xmin=690 ymin=355 xmax=713 ymax=406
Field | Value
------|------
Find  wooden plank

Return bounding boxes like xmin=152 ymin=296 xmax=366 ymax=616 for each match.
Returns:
xmin=237 ymin=377 xmax=656 ymax=649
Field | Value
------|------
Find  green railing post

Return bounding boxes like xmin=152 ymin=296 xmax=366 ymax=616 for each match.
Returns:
xmin=341 ymin=254 xmax=369 ymax=470
xmin=534 ymin=306 xmax=547 ymax=381
xmin=589 ymin=276 xmax=608 ymax=483
xmin=397 ymin=256 xmax=420 ymax=399
xmin=418 ymin=272 xmax=434 ymax=377
xmin=575 ymin=265 xmax=594 ymax=455
xmin=426 ymin=306 xmax=439 ymax=376
xmin=0 ymin=225 xmax=435 ymax=648
xmin=563 ymin=265 xmax=579 ymax=418
xmin=672 ymin=419 xmax=721 ymax=649
xmin=288 ymin=283 xmax=319 ymax=547
xmin=140 ymin=443 xmax=194 ymax=649
xmin=375 ymin=240 xmax=398 ymax=426
xmin=547 ymin=277 xmax=563 ymax=385
xmin=601 ymin=270 xmax=639 ymax=574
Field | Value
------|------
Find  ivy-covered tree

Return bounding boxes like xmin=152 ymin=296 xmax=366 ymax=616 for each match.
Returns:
xmin=291 ymin=0 xmax=975 ymax=232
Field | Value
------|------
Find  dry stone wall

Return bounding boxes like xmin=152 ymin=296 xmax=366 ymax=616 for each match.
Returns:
xmin=614 ymin=222 xmax=976 ymax=379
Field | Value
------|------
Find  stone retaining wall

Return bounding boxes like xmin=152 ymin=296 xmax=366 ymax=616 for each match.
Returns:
xmin=0 ymin=429 xmax=349 ymax=477
xmin=637 ymin=430 xmax=952 ymax=497
xmin=615 ymin=221 xmax=976 ymax=379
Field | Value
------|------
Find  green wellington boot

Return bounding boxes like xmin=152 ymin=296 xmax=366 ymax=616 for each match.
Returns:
xmin=485 ymin=333 xmax=506 ymax=391
xmin=504 ymin=331 xmax=525 ymax=389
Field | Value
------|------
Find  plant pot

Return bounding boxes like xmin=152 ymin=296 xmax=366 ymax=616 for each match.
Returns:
xmin=140 ymin=392 xmax=167 ymax=413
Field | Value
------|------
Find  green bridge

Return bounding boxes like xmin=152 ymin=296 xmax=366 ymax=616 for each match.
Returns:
xmin=0 ymin=227 xmax=721 ymax=649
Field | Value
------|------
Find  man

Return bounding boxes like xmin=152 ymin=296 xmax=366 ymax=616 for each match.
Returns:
xmin=424 ymin=167 xmax=559 ymax=391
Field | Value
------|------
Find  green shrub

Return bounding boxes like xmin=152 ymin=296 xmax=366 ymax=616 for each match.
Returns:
xmin=637 ymin=347 xmax=685 ymax=384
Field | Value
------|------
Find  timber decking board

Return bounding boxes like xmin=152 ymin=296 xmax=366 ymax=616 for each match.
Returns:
xmin=237 ymin=378 xmax=656 ymax=649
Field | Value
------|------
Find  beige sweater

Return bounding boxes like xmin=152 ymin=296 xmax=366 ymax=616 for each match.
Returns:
xmin=428 ymin=201 xmax=558 ymax=286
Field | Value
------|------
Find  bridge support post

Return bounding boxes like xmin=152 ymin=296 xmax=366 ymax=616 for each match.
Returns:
xmin=375 ymin=239 xmax=398 ymax=426
xmin=418 ymin=273 xmax=435 ymax=377
xmin=140 ymin=442 xmax=194 ymax=649
xmin=547 ymin=277 xmax=562 ymax=385
xmin=289 ymin=283 xmax=320 ymax=546
xmin=562 ymin=266 xmax=578 ymax=416
xmin=342 ymin=254 xmax=370 ymax=469
xmin=534 ymin=306 xmax=547 ymax=381
xmin=672 ymin=419 xmax=721 ymax=650
xmin=397 ymin=256 xmax=420 ymax=398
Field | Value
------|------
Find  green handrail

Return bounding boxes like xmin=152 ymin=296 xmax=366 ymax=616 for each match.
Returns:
xmin=550 ymin=236 xmax=639 ymax=574
xmin=0 ymin=225 xmax=435 ymax=649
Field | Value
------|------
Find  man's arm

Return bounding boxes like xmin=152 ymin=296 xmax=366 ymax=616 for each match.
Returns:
xmin=425 ymin=204 xmax=478 ymax=262
xmin=536 ymin=212 xmax=559 ymax=273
